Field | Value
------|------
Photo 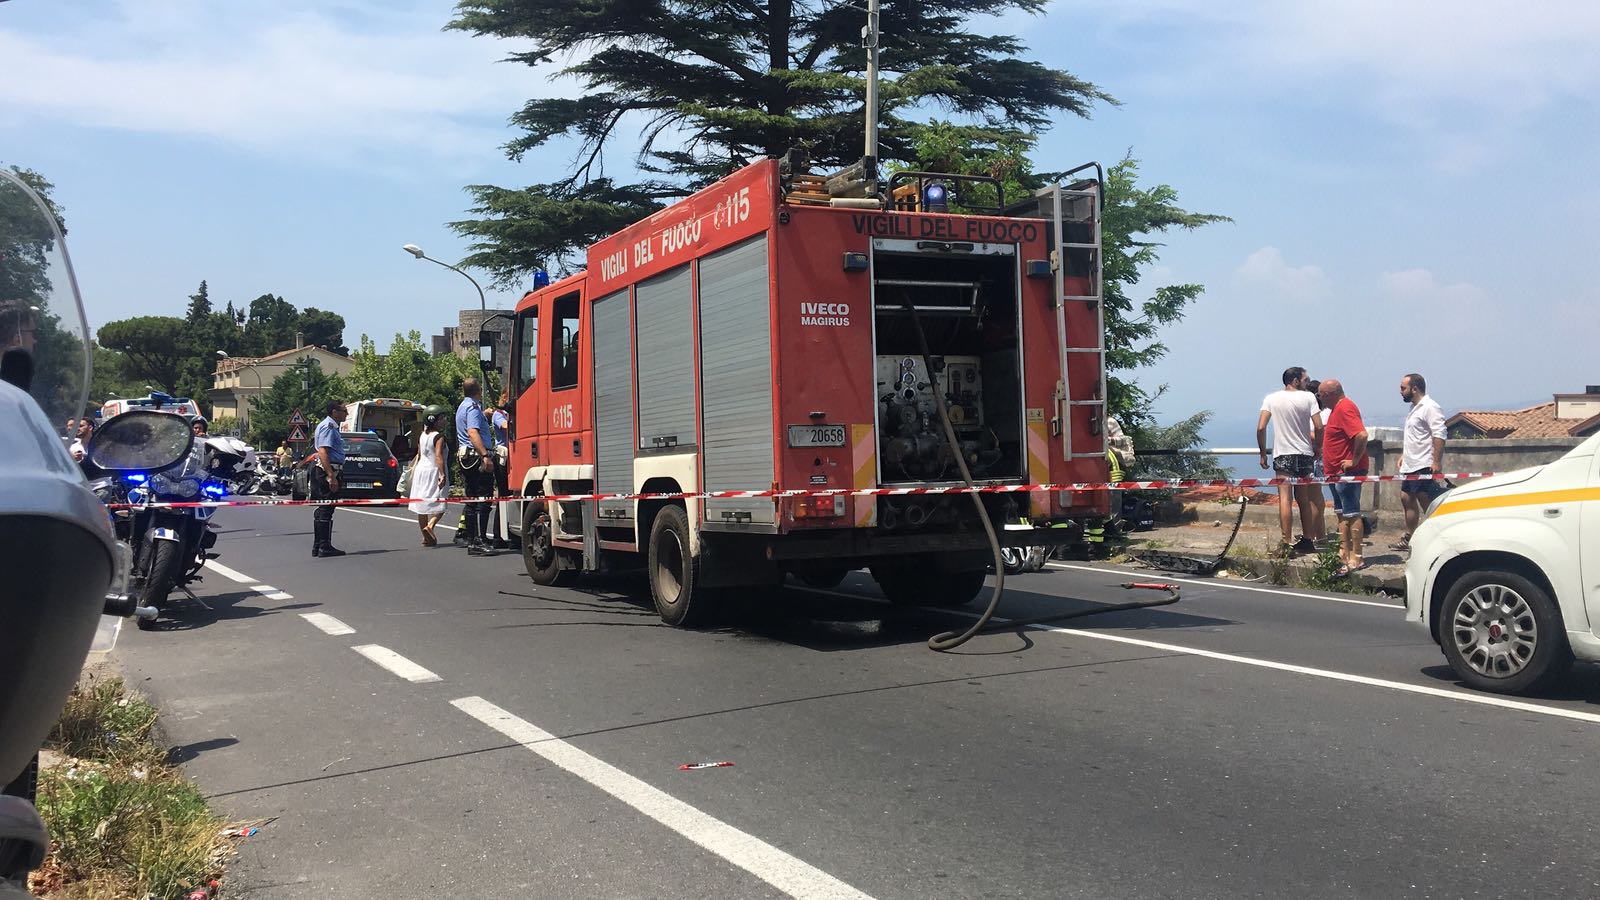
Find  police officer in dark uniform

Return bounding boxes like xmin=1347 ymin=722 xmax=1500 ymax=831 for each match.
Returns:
xmin=311 ymin=400 xmax=348 ymax=558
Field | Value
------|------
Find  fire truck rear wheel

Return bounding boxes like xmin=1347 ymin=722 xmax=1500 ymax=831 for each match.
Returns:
xmin=649 ymin=505 xmax=718 ymax=627
xmin=523 ymin=504 xmax=576 ymax=586
xmin=871 ymin=563 xmax=987 ymax=609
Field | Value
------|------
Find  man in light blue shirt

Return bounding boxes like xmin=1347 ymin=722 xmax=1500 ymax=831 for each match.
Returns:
xmin=455 ymin=378 xmax=496 ymax=555
xmin=486 ymin=393 xmax=512 ymax=549
xmin=311 ymin=400 xmax=348 ymax=558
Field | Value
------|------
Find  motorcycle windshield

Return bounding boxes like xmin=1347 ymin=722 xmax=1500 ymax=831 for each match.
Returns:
xmin=0 ymin=168 xmax=91 ymax=440
xmin=90 ymin=411 xmax=195 ymax=473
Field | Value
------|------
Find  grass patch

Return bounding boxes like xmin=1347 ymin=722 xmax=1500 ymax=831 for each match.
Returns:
xmin=30 ymin=676 xmax=232 ymax=900
xmin=1300 ymin=544 xmax=1347 ymax=592
xmin=48 ymin=678 xmax=164 ymax=769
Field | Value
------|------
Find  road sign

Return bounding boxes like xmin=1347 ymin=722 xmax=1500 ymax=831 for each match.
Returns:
xmin=289 ymin=408 xmax=308 ymax=427
xmin=288 ymin=424 xmax=308 ymax=442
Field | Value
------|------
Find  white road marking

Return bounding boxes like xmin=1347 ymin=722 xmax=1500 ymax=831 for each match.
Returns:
xmin=351 ymin=644 xmax=441 ymax=683
xmin=90 ymin=614 xmax=123 ymax=654
xmin=792 ymin=582 xmax=1600 ymax=726
xmin=251 ymin=585 xmax=294 ymax=601
xmin=1020 ymin=622 xmax=1600 ymax=726
xmin=451 ymin=696 xmax=875 ymax=900
xmin=1044 ymin=561 xmax=1400 ymax=609
xmin=300 ymin=613 xmax=355 ymax=636
xmin=203 ymin=560 xmax=256 ymax=583
xmin=344 ymin=508 xmax=457 ymax=531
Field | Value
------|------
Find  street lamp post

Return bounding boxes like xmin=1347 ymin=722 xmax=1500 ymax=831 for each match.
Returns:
xmin=402 ymin=244 xmax=486 ymax=312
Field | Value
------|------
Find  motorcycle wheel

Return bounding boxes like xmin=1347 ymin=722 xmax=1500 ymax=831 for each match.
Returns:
xmin=999 ymin=546 xmax=1027 ymax=575
xmin=135 ymin=539 xmax=182 ymax=630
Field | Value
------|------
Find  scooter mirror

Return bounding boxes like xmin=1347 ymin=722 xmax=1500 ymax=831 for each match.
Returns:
xmin=87 ymin=410 xmax=195 ymax=472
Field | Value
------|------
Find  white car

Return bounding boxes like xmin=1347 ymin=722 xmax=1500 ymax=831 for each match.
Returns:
xmin=1405 ymin=433 xmax=1600 ymax=694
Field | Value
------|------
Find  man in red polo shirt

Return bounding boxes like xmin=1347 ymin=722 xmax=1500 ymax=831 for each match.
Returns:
xmin=1316 ymin=379 xmax=1369 ymax=576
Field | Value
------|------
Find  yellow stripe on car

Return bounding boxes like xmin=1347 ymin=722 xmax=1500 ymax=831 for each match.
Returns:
xmin=1432 ymin=487 xmax=1600 ymax=518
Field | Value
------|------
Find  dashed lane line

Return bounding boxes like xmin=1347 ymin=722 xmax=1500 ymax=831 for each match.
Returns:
xmin=300 ymin=613 xmax=356 ymax=636
xmin=250 ymin=584 xmax=294 ymax=601
xmin=351 ymin=644 xmax=442 ymax=683
xmin=203 ymin=560 xmax=256 ymax=584
xmin=451 ymin=696 xmax=876 ymax=900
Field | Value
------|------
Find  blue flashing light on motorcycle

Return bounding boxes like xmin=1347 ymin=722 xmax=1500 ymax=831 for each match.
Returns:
xmin=124 ymin=473 xmax=147 ymax=483
xmin=201 ymin=481 xmax=227 ymax=498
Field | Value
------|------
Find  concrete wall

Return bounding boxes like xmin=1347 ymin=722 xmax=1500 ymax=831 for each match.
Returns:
xmin=1365 ymin=436 xmax=1585 ymax=509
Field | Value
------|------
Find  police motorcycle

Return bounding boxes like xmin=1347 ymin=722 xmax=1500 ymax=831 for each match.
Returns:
xmin=87 ymin=415 xmax=253 ymax=630
xmin=0 ymin=169 xmax=186 ymax=893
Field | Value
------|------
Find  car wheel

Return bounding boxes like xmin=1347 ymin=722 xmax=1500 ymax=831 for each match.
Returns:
xmin=1439 ymin=569 xmax=1571 ymax=694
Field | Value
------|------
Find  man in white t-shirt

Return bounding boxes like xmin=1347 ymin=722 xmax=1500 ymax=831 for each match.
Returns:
xmin=1393 ymin=372 xmax=1447 ymax=551
xmin=1257 ymin=366 xmax=1325 ymax=555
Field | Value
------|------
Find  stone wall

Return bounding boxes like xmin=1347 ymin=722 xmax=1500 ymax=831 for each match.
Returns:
xmin=1364 ymin=435 xmax=1587 ymax=509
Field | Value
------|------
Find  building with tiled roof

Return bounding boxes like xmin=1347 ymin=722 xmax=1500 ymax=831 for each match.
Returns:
xmin=1446 ymin=388 xmax=1600 ymax=440
xmin=209 ymin=342 xmax=353 ymax=432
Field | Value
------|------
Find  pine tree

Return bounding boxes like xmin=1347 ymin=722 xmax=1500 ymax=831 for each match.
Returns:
xmin=184 ymin=280 xmax=212 ymax=324
xmin=447 ymin=0 xmax=1113 ymax=285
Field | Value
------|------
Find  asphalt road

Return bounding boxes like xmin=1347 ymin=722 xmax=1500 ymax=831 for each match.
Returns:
xmin=110 ymin=504 xmax=1600 ymax=898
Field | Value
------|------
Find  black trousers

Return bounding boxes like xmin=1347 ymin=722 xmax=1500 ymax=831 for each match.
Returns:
xmin=310 ymin=467 xmax=339 ymax=526
xmin=486 ymin=457 xmax=509 ymax=541
xmin=462 ymin=465 xmax=495 ymax=544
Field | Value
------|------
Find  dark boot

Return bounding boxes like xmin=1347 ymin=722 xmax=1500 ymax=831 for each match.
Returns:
xmin=321 ymin=525 xmax=345 ymax=557
xmin=314 ymin=521 xmax=345 ymax=558
xmin=312 ymin=521 xmax=324 ymax=558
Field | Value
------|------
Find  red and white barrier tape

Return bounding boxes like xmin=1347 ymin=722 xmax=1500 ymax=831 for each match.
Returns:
xmin=106 ymin=471 xmax=1491 ymax=511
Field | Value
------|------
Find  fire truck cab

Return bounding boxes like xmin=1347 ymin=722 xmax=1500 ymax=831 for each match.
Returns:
xmin=505 ymin=158 xmax=1108 ymax=625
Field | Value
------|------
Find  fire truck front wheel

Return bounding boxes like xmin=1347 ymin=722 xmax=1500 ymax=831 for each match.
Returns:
xmin=871 ymin=563 xmax=987 ymax=609
xmin=523 ymin=503 xmax=577 ymax=586
xmin=649 ymin=505 xmax=719 ymax=627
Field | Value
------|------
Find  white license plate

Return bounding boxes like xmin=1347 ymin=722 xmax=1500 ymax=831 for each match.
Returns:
xmin=788 ymin=425 xmax=847 ymax=447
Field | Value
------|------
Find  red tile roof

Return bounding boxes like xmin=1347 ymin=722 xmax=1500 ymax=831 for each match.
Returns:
xmin=1446 ymin=403 xmax=1600 ymax=439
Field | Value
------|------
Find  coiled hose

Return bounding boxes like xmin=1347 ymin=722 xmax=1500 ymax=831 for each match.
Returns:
xmin=902 ymin=301 xmax=1180 ymax=652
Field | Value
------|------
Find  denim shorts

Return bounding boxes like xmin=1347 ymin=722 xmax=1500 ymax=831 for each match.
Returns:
xmin=1330 ymin=479 xmax=1364 ymax=519
xmin=1273 ymin=454 xmax=1315 ymax=479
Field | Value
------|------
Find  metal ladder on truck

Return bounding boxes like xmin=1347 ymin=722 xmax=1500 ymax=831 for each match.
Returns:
xmin=1037 ymin=163 xmax=1106 ymax=462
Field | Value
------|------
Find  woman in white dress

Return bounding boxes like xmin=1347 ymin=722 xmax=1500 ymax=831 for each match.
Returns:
xmin=408 ymin=414 xmax=448 ymax=546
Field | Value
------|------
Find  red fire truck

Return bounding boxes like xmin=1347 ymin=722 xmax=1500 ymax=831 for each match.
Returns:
xmin=503 ymin=157 xmax=1108 ymax=625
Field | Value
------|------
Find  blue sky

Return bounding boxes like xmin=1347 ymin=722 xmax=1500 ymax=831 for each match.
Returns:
xmin=4 ymin=0 xmax=1597 ymax=444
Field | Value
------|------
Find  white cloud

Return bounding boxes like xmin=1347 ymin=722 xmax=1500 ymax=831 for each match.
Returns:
xmin=1066 ymin=0 xmax=1600 ymax=172
xmin=0 ymin=0 xmax=577 ymax=169
xmin=1234 ymin=247 xmax=1332 ymax=304
xmin=1378 ymin=268 xmax=1495 ymax=336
